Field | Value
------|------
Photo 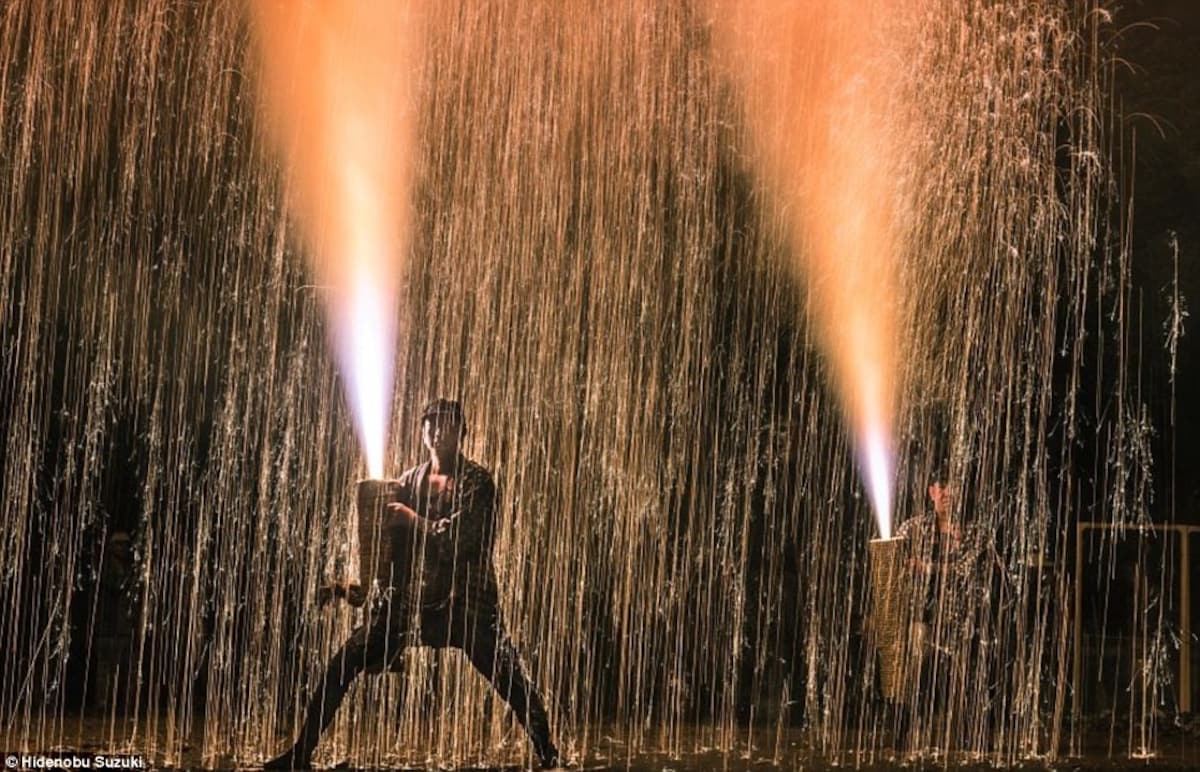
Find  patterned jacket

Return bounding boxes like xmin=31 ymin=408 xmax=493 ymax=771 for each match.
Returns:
xmin=896 ymin=513 xmax=984 ymax=643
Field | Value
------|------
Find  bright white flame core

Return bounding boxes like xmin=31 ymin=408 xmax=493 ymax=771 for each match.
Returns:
xmin=861 ymin=425 xmax=893 ymax=539
xmin=334 ymin=274 xmax=395 ymax=479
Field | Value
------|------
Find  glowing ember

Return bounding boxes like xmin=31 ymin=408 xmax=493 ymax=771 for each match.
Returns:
xmin=250 ymin=1 xmax=422 ymax=477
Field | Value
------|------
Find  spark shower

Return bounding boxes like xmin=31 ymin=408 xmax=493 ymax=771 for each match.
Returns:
xmin=0 ymin=0 xmax=1164 ymax=768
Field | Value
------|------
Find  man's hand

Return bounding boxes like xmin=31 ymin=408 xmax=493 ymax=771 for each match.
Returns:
xmin=386 ymin=501 xmax=421 ymax=526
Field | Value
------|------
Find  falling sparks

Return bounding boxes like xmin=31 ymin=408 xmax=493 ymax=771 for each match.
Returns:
xmin=0 ymin=1 xmax=1170 ymax=769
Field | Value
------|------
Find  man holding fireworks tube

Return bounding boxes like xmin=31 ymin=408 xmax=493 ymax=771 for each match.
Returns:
xmin=266 ymin=399 xmax=560 ymax=769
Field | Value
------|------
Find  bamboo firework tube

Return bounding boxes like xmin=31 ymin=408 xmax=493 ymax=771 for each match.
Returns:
xmin=356 ymin=479 xmax=405 ymax=595
xmin=869 ymin=537 xmax=910 ymax=702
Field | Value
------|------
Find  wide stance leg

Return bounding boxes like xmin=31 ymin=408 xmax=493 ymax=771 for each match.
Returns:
xmin=458 ymin=615 xmax=559 ymax=767
xmin=265 ymin=612 xmax=405 ymax=769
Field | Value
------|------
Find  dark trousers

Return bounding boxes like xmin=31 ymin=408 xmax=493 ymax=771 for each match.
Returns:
xmin=283 ymin=597 xmax=555 ymax=763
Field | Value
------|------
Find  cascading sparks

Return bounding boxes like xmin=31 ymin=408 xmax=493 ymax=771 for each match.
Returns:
xmin=250 ymin=1 xmax=421 ymax=477
xmin=0 ymin=0 xmax=1153 ymax=762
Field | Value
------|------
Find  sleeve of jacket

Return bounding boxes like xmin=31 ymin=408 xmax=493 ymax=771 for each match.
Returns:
xmin=947 ymin=525 xmax=984 ymax=581
xmin=392 ymin=467 xmax=418 ymax=509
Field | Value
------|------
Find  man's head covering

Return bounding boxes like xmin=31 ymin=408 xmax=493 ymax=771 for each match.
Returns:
xmin=927 ymin=459 xmax=949 ymax=487
xmin=420 ymin=398 xmax=466 ymax=426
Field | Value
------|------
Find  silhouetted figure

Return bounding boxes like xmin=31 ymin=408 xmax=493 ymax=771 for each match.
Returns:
xmin=266 ymin=399 xmax=559 ymax=769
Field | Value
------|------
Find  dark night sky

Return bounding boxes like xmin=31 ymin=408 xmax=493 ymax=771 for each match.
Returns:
xmin=1113 ymin=0 xmax=1200 ymax=517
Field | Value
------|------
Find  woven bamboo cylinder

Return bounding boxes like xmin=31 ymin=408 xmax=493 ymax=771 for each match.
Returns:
xmin=356 ymin=479 xmax=405 ymax=593
xmin=869 ymin=537 xmax=910 ymax=702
